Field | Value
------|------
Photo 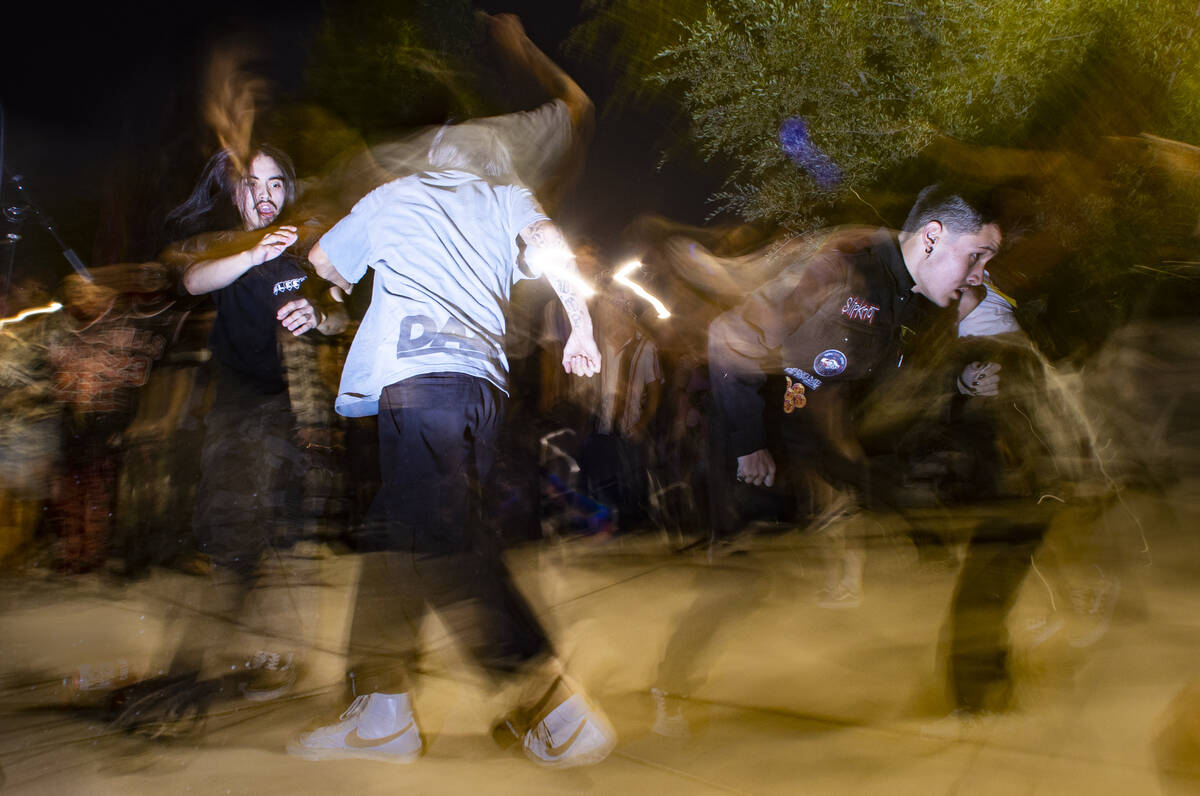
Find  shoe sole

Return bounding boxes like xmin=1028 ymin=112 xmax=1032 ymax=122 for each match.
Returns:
xmin=816 ymin=597 xmax=862 ymax=610
xmin=525 ymin=738 xmax=616 ymax=768
xmin=285 ymin=740 xmax=421 ymax=764
xmin=817 ymin=602 xmax=862 ymax=610
xmin=651 ymin=720 xmax=690 ymax=739
xmin=1068 ymin=579 xmax=1121 ymax=648
xmin=241 ymin=675 xmax=297 ymax=703
xmin=524 ymin=719 xmax=617 ymax=769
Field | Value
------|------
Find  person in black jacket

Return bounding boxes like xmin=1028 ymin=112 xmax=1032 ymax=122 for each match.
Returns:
xmin=705 ymin=185 xmax=1002 ymax=604
xmin=646 ymin=186 xmax=1004 ymax=736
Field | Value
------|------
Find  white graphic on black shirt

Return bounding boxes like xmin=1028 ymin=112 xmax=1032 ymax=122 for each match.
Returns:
xmin=273 ymin=277 xmax=306 ymax=295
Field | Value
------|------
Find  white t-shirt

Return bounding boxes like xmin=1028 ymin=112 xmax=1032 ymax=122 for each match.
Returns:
xmin=367 ymin=100 xmax=575 ymax=201
xmin=320 ymin=170 xmax=548 ymax=417
xmin=959 ymin=285 xmax=1021 ymax=338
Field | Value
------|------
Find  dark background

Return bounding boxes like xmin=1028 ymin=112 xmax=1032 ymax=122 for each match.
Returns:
xmin=0 ymin=1 xmax=722 ymax=298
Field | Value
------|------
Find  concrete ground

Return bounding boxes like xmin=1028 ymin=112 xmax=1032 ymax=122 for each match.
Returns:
xmin=1 ymin=483 xmax=1199 ymax=795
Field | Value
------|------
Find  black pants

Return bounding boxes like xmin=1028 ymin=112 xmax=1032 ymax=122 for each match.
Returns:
xmin=192 ymin=369 xmax=304 ymax=578
xmin=580 ymin=431 xmax=649 ymax=530
xmin=707 ymin=403 xmax=858 ymax=541
xmin=173 ymin=366 xmax=307 ymax=674
xmin=347 ymin=374 xmax=551 ymax=692
xmin=946 ymin=511 xmax=1053 ymax=712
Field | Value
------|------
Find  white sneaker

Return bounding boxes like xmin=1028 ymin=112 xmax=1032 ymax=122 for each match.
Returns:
xmin=650 ymin=687 xmax=690 ymax=738
xmin=1024 ymin=614 xmax=1066 ymax=648
xmin=287 ymin=693 xmax=421 ymax=763
xmin=919 ymin=709 xmax=993 ymax=742
xmin=815 ymin=583 xmax=862 ymax=610
xmin=1069 ymin=572 xmax=1121 ymax=648
xmin=523 ymin=693 xmax=617 ymax=768
xmin=241 ymin=650 xmax=297 ymax=702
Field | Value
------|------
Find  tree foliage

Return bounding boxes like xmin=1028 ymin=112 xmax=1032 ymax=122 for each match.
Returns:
xmin=304 ymin=0 xmax=481 ymax=137
xmin=572 ymin=0 xmax=1200 ymax=228
xmin=567 ymin=0 xmax=708 ymax=108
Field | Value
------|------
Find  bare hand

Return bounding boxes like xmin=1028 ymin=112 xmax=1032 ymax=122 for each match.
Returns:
xmin=562 ymin=328 xmax=601 ymax=377
xmin=957 ymin=361 xmax=1001 ymax=397
xmin=736 ymin=448 xmax=776 ymax=488
xmin=485 ymin=12 xmax=527 ymax=52
xmin=277 ymin=298 xmax=323 ymax=336
xmin=251 ymin=225 xmax=298 ymax=266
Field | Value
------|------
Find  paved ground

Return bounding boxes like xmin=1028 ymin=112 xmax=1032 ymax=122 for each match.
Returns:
xmin=1 ymin=483 xmax=1199 ymax=795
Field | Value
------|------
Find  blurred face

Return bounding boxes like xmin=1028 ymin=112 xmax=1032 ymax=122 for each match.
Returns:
xmin=911 ymin=221 xmax=1001 ymax=307
xmin=235 ymin=153 xmax=288 ymax=230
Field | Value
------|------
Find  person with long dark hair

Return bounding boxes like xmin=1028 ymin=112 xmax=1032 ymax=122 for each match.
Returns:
xmin=166 ymin=143 xmax=297 ymax=240
xmin=154 ymin=141 xmax=343 ymax=703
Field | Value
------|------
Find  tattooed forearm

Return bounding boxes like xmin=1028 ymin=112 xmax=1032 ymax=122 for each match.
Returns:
xmin=520 ymin=220 xmax=593 ymax=333
xmin=551 ymin=273 xmax=587 ymax=329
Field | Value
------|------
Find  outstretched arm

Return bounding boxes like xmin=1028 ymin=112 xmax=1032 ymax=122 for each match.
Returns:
xmin=276 ymin=240 xmax=349 ymax=337
xmin=179 ymin=225 xmax=299 ymax=295
xmin=307 ymin=240 xmax=353 ymax=294
xmin=519 ymin=219 xmax=600 ymax=377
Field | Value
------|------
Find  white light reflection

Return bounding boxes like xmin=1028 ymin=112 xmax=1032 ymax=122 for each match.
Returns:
xmin=526 ymin=247 xmax=596 ymax=298
xmin=614 ymin=261 xmax=670 ymax=319
xmin=0 ymin=301 xmax=63 ymax=329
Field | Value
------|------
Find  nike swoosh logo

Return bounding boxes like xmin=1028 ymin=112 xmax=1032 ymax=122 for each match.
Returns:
xmin=543 ymin=717 xmax=588 ymax=758
xmin=344 ymin=720 xmax=415 ymax=748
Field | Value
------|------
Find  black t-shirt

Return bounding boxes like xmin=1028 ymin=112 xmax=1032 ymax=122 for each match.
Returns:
xmin=208 ymin=252 xmax=322 ymax=394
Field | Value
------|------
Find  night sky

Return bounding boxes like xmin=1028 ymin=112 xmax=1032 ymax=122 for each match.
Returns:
xmin=0 ymin=1 xmax=722 ymax=295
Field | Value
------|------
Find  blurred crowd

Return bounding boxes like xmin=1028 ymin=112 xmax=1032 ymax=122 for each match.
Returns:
xmin=0 ymin=10 xmax=1198 ymax=774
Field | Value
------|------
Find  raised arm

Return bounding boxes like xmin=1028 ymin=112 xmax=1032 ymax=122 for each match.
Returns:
xmin=179 ymin=225 xmax=299 ymax=295
xmin=486 ymin=13 xmax=594 ymax=132
xmin=519 ymin=219 xmax=600 ymax=377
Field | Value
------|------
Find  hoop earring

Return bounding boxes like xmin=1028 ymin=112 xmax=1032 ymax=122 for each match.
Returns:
xmin=924 ymin=245 xmax=933 ymax=255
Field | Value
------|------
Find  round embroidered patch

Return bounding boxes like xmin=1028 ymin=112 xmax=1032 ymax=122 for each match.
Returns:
xmin=813 ymin=349 xmax=847 ymax=377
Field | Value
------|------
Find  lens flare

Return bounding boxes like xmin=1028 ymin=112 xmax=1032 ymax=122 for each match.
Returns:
xmin=525 ymin=246 xmax=596 ymax=298
xmin=0 ymin=301 xmax=63 ymax=329
xmin=614 ymin=260 xmax=671 ymax=318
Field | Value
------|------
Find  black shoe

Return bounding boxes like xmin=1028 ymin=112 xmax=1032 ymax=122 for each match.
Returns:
xmin=107 ymin=673 xmax=218 ymax=740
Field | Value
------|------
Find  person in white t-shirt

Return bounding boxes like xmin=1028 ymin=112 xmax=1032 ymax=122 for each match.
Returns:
xmin=290 ymin=113 xmax=616 ymax=768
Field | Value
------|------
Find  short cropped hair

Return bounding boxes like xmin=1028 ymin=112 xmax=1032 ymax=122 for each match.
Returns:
xmin=902 ymin=183 xmax=999 ymax=236
xmin=427 ymin=123 xmax=514 ymax=179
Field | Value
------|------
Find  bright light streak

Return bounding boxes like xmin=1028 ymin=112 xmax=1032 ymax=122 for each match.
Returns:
xmin=614 ymin=261 xmax=671 ymax=319
xmin=0 ymin=301 xmax=63 ymax=329
xmin=527 ymin=247 xmax=596 ymax=298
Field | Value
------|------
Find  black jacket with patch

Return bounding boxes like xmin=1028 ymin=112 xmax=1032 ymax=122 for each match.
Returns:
xmin=708 ymin=226 xmax=932 ymax=459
